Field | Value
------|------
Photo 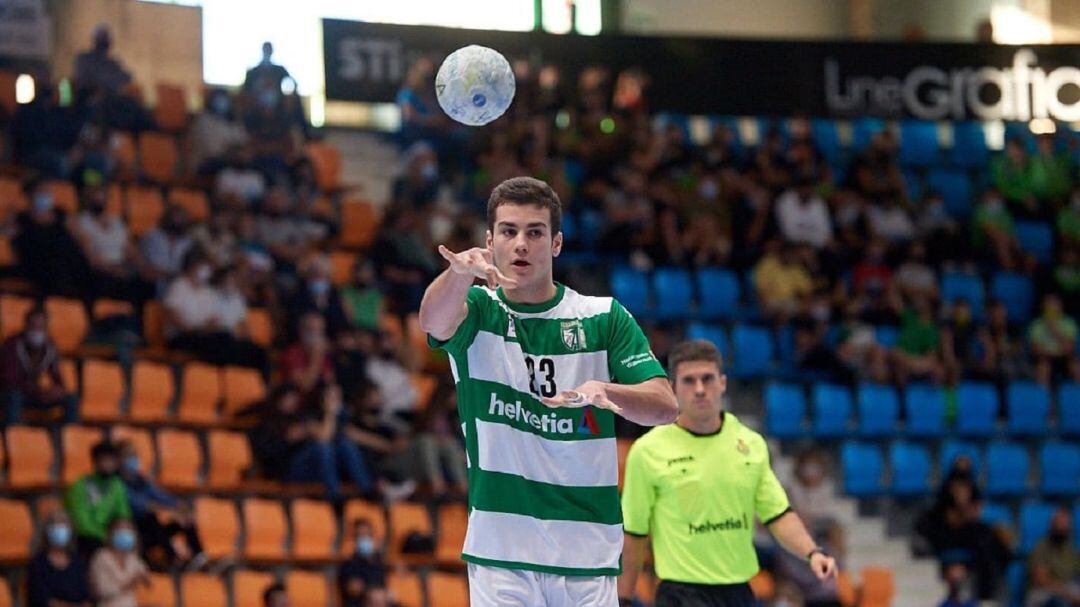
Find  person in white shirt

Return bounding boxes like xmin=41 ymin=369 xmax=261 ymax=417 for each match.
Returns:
xmin=69 ymin=185 xmax=153 ymax=304
xmin=867 ymin=195 xmax=916 ymax=244
xmin=775 ymin=175 xmax=833 ymax=249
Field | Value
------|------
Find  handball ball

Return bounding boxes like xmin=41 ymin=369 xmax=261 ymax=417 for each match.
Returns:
xmin=435 ymin=45 xmax=516 ymax=126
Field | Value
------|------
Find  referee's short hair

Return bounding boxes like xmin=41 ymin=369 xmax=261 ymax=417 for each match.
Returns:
xmin=668 ymin=339 xmax=724 ymax=378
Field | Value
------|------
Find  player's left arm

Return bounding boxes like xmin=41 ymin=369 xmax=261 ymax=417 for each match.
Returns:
xmin=756 ymin=447 xmax=838 ymax=582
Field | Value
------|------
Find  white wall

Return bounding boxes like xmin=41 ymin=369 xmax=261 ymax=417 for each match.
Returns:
xmin=46 ymin=0 xmax=203 ymax=106
xmin=620 ymin=0 xmax=850 ymax=39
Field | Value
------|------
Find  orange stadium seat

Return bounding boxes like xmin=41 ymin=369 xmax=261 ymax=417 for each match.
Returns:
xmin=45 ymin=297 xmax=89 ymax=354
xmin=286 ymin=570 xmax=330 ymax=607
xmin=80 ymin=359 xmax=124 ymax=421
xmin=342 ymin=499 xmax=387 ymax=557
xmin=154 ymin=83 xmax=189 ymax=132
xmin=0 ymin=294 xmax=33 ymax=339
xmin=291 ymin=499 xmax=337 ymax=561
xmin=330 ymin=250 xmax=357 ymax=286
xmin=194 ymin=496 xmax=239 ymax=559
xmin=387 ymin=570 xmax=424 ymax=607
xmin=129 ymin=360 xmax=174 ymax=423
xmin=92 ymin=298 xmax=135 ymax=320
xmin=6 ymin=425 xmax=54 ymax=488
xmin=0 ymin=176 xmax=28 ymax=217
xmin=112 ymin=131 xmax=138 ymax=179
xmin=168 ymin=187 xmax=210 ymax=221
xmin=207 ymin=429 xmax=251 ymax=490
xmin=138 ymin=573 xmax=177 ymax=607
xmin=436 ymin=502 xmax=467 ymax=566
xmin=177 ymin=362 xmax=221 ymax=425
xmin=245 ymin=308 xmax=274 ymax=348
xmin=181 ymin=572 xmax=227 ymax=607
xmin=59 ymin=358 xmax=78 ymax=396
xmin=427 ymin=572 xmax=469 ymax=607
xmin=157 ymin=428 xmax=202 ymax=490
xmin=859 ymin=567 xmax=895 ymax=607
xmin=142 ymin=301 xmax=167 ymax=349
xmin=389 ymin=501 xmax=433 ymax=564
xmin=111 ymin=425 xmax=156 ymax=476
xmin=306 ymin=141 xmax=342 ymax=191
xmin=138 ymin=131 xmax=179 ymax=184
xmin=339 ymin=199 xmax=378 ymax=249
xmin=106 ymin=183 xmax=123 ymax=217
xmin=223 ymin=366 xmax=266 ymax=415
xmin=62 ymin=425 xmax=104 ymax=484
xmin=0 ymin=499 xmax=33 ymax=564
xmin=125 ymin=184 xmax=166 ymax=237
xmin=233 ymin=570 xmax=276 ymax=607
xmin=0 ymin=239 xmax=15 ymax=268
xmin=45 ymin=180 xmax=78 ymax=214
xmin=242 ymin=498 xmax=288 ymax=562
xmin=0 ymin=576 xmax=11 ymax=607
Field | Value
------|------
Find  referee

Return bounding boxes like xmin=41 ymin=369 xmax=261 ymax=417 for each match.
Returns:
xmin=618 ymin=340 xmax=837 ymax=607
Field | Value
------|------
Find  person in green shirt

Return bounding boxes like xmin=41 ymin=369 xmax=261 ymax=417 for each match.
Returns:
xmin=991 ymin=138 xmax=1035 ymax=214
xmin=972 ymin=189 xmax=1022 ymax=270
xmin=1028 ymin=294 xmax=1080 ymax=385
xmin=618 ymin=340 xmax=837 ymax=607
xmin=340 ymin=257 xmax=384 ymax=332
xmin=1029 ymin=134 xmax=1074 ymax=208
xmin=65 ymin=440 xmax=131 ymax=556
xmin=894 ymin=296 xmax=946 ymax=385
xmin=1057 ymin=189 xmax=1080 ymax=250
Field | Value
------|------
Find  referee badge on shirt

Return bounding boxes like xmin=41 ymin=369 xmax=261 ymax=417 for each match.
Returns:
xmin=736 ymin=438 xmax=750 ymax=455
xmin=561 ymin=320 xmax=586 ymax=351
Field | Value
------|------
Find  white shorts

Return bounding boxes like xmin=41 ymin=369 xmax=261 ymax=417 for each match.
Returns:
xmin=467 ymin=563 xmax=618 ymax=607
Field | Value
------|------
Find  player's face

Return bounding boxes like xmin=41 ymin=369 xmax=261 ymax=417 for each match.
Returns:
xmin=486 ymin=203 xmax=563 ymax=292
xmin=672 ymin=360 xmax=726 ymax=420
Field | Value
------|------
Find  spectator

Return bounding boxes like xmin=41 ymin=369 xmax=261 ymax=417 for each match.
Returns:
xmin=412 ymin=384 xmax=467 ymax=496
xmin=188 ymin=88 xmax=249 ymax=175
xmin=11 ymin=76 xmax=82 ymax=178
xmin=341 ymin=258 xmax=384 ymax=333
xmin=753 ymin=240 xmax=813 ymax=323
xmin=215 ymin=145 xmax=267 ymax=203
xmin=365 ymin=332 xmax=419 ymax=432
xmin=69 ymin=184 xmax=153 ymax=303
xmin=397 ymin=57 xmax=443 ymax=146
xmin=977 ymin=300 xmax=1028 ymax=381
xmin=849 ymin=131 xmax=905 ymax=199
xmin=363 ymin=587 xmax=397 ymax=607
xmin=72 ymin=25 xmax=132 ymax=101
xmin=791 ymin=297 xmax=853 ymax=384
xmin=250 ymin=383 xmax=373 ymax=502
xmin=1029 ymin=134 xmax=1073 ymax=211
xmin=893 ymin=296 xmax=945 ymax=384
xmin=69 ymin=122 xmax=117 ymax=188
xmin=598 ymin=168 xmax=656 ymax=260
xmin=1057 ymin=187 xmax=1080 ymax=250
xmin=867 ymin=193 xmax=916 ymax=244
xmin=370 ymin=205 xmax=439 ymax=315
xmin=1 ymin=305 xmax=78 ymax=424
xmin=916 ymin=191 xmax=963 ymax=264
xmin=894 ymin=241 xmax=938 ymax=302
xmin=116 ymin=440 xmax=204 ymax=570
xmin=254 ymin=185 xmax=324 ymax=271
xmin=972 ymin=188 xmax=1022 ymax=270
xmin=263 ymin=583 xmax=292 ymax=607
xmin=1054 ymin=248 xmax=1080 ymax=318
xmin=835 ymin=301 xmax=891 ymax=384
xmin=139 ymin=204 xmax=195 ymax=292
xmin=1026 ymin=507 xmax=1080 ymax=607
xmin=1028 ymin=294 xmax=1080 ymax=385
xmin=190 ymin=207 xmax=239 ymax=269
xmin=279 ymin=311 xmax=337 ymax=397
xmin=938 ymin=562 xmax=978 ymax=607
xmin=287 ymin=253 xmax=350 ymax=341
xmin=776 ymin=449 xmax=844 ymax=607
xmin=941 ymin=300 xmax=980 ymax=383
xmin=392 ymin=141 xmax=441 ymax=210
xmin=66 ymin=441 xmax=131 ymax=556
xmin=774 ymin=172 xmax=833 ymax=250
xmin=242 ymin=42 xmax=293 ymax=108
xmin=338 ymin=518 xmax=388 ymax=607
xmin=13 ymin=178 xmax=93 ymax=293
xmin=991 ymin=137 xmax=1034 ymax=214
xmin=27 ymin=509 xmax=92 ymax=607
xmin=88 ymin=518 xmax=148 ymax=607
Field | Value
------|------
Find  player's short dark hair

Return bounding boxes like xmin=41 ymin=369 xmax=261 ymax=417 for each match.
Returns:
xmin=487 ymin=176 xmax=562 ymax=236
xmin=668 ymin=339 xmax=724 ymax=379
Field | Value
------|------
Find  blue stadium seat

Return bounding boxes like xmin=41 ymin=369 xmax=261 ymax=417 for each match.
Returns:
xmin=655 ymin=112 xmax=691 ymax=141
xmin=956 ymin=381 xmax=999 ymax=438
xmin=889 ymin=441 xmax=932 ymax=497
xmin=990 ymin=272 xmax=1034 ymax=323
xmin=850 ymin=117 xmax=885 ymax=152
xmin=926 ymin=168 xmax=974 ymax=217
xmin=841 ymin=441 xmax=884 ymax=497
xmin=904 ymin=383 xmax=946 ymax=438
xmin=986 ymin=441 xmax=1030 ymax=497
xmin=559 ymin=211 xmax=578 ymax=243
xmin=695 ymin=268 xmax=741 ymax=321
xmin=941 ymin=272 xmax=985 ymax=319
xmin=812 ymin=382 xmax=853 ymax=439
xmin=811 ymin=119 xmax=842 ymax=164
xmin=684 ymin=323 xmax=730 ymax=360
xmin=765 ymin=383 xmax=806 ymax=440
xmin=1006 ymin=560 xmax=1028 ymax=607
xmin=1019 ymin=501 xmax=1055 ymax=554
xmin=857 ymin=383 xmax=899 ymax=438
xmin=609 ymin=267 xmax=650 ymax=318
xmin=1005 ymin=381 xmax=1050 ymax=437
xmin=874 ymin=325 xmax=900 ymax=349
xmin=940 ymin=440 xmax=983 ymax=477
xmin=902 ymin=169 xmax=923 ymax=202
xmin=1074 ymin=503 xmax=1080 ymax=552
xmin=1060 ymin=383 xmax=1080 ymax=437
xmin=899 ymin=120 xmax=940 ymax=167
xmin=730 ymin=324 xmax=774 ymax=379
xmin=652 ymin=267 xmax=693 ymax=321
xmin=950 ymin=122 xmax=989 ymax=168
xmin=980 ymin=502 xmax=1013 ymax=528
xmin=1004 ymin=122 xmax=1037 ymax=153
xmin=1014 ymin=221 xmax=1054 ymax=264
xmin=1040 ymin=441 xmax=1080 ymax=497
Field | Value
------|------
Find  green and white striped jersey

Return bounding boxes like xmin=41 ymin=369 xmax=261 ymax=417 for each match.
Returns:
xmin=428 ymin=282 xmax=666 ymax=576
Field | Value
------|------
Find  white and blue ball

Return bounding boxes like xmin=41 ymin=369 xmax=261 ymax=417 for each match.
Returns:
xmin=435 ymin=45 xmax=516 ymax=127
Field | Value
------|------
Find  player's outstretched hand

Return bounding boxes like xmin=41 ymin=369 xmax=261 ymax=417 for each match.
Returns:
xmin=438 ymin=245 xmax=519 ymax=289
xmin=810 ymin=552 xmax=838 ymax=581
xmin=541 ymin=380 xmax=623 ymax=415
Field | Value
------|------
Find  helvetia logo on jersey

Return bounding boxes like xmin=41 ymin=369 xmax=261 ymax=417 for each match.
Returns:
xmin=577 ymin=407 xmax=600 ymax=435
xmin=488 ymin=393 xmax=575 ymax=434
xmin=561 ymin=319 xmax=586 ymax=351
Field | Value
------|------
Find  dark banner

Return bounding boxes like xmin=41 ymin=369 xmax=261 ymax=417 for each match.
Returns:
xmin=322 ymin=19 xmax=1080 ymax=120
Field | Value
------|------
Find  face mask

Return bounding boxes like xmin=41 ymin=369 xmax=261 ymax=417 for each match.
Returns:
xmin=122 ymin=456 xmax=140 ymax=474
xmin=111 ymin=529 xmax=136 ymax=551
xmin=356 ymin=537 xmax=375 ymax=556
xmin=699 ymin=180 xmax=719 ymax=201
xmin=47 ymin=524 xmax=71 ymax=547
xmin=309 ymin=279 xmax=329 ymax=296
xmin=420 ymin=162 xmax=438 ymax=181
xmin=25 ymin=329 xmax=46 ymax=348
xmin=33 ymin=193 xmax=53 ymax=214
xmin=195 ymin=266 xmax=213 ymax=285
xmin=211 ymin=96 xmax=230 ymax=116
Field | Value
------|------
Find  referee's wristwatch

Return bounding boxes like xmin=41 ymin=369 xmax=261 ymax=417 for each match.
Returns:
xmin=806 ymin=546 xmax=829 ymax=562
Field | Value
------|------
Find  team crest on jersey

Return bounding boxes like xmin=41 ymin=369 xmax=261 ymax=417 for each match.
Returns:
xmin=561 ymin=319 xmax=586 ymax=351
xmin=736 ymin=438 xmax=749 ymax=455
xmin=507 ymin=317 xmax=517 ymax=338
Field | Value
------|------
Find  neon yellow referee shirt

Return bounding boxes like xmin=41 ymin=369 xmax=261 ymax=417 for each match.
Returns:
xmin=621 ymin=412 xmax=790 ymax=584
